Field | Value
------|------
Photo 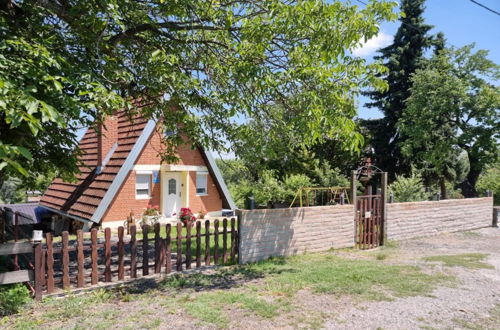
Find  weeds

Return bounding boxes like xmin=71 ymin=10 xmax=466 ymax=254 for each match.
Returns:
xmin=424 ymin=253 xmax=493 ymax=270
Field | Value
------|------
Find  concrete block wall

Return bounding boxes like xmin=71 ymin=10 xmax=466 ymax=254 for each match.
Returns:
xmin=238 ymin=204 xmax=354 ymax=263
xmin=386 ymin=197 xmax=493 ymax=240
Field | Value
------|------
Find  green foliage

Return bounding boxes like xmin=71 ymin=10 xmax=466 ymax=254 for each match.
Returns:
xmin=0 ymin=284 xmax=30 ymax=316
xmin=476 ymin=163 xmax=500 ymax=205
xmin=400 ymin=45 xmax=500 ymax=197
xmin=388 ymin=173 xmax=429 ymax=202
xmin=0 ymin=176 xmax=25 ymax=204
xmin=363 ymin=0 xmax=435 ymax=177
xmin=424 ymin=253 xmax=493 ymax=270
xmin=219 ymin=158 xmax=349 ymax=208
xmin=282 ymin=174 xmax=313 ymax=205
xmin=1 ymin=0 xmax=398 ymax=183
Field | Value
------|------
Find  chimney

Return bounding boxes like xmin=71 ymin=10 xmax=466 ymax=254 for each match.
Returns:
xmin=97 ymin=115 xmax=118 ymax=172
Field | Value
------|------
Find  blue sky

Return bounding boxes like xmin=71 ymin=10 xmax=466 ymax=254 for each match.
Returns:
xmin=356 ymin=0 xmax=500 ymax=119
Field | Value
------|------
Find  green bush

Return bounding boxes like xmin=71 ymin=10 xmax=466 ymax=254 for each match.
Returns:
xmin=252 ymin=170 xmax=285 ymax=207
xmin=389 ymin=173 xmax=430 ymax=202
xmin=282 ymin=174 xmax=313 ymax=204
xmin=477 ymin=163 xmax=500 ymax=205
xmin=0 ymin=283 xmax=31 ymax=316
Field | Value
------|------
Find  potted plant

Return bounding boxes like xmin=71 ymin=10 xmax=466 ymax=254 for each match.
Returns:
xmin=198 ymin=209 xmax=207 ymax=220
xmin=179 ymin=207 xmax=196 ymax=227
xmin=140 ymin=204 xmax=160 ymax=230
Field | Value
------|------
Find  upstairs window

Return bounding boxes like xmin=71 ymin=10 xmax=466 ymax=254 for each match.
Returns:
xmin=135 ymin=173 xmax=151 ymax=199
xmin=196 ymin=172 xmax=208 ymax=195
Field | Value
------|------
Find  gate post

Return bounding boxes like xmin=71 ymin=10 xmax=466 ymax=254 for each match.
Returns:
xmin=380 ymin=172 xmax=388 ymax=245
xmin=351 ymin=170 xmax=357 ymax=246
xmin=33 ymin=242 xmax=43 ymax=301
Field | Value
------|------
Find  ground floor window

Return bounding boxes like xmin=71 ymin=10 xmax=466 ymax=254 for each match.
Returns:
xmin=135 ymin=173 xmax=151 ymax=199
xmin=196 ymin=172 xmax=208 ymax=195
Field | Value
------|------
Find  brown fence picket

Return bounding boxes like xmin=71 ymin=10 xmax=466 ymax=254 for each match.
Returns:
xmin=34 ymin=243 xmax=42 ymax=301
xmin=130 ymin=225 xmax=137 ymax=278
xmin=91 ymin=229 xmax=98 ymax=285
xmin=230 ymin=218 xmax=236 ymax=262
xmin=222 ymin=218 xmax=228 ymax=263
xmin=165 ymin=224 xmax=172 ymax=274
xmin=205 ymin=220 xmax=210 ymax=266
xmin=186 ymin=222 xmax=192 ymax=269
xmin=196 ymin=221 xmax=201 ymax=268
xmin=46 ymin=233 xmax=54 ymax=293
xmin=118 ymin=226 xmax=125 ymax=280
xmin=176 ymin=222 xmax=182 ymax=271
xmin=76 ymin=230 xmax=85 ymax=288
xmin=105 ymin=228 xmax=112 ymax=282
xmin=142 ymin=225 xmax=149 ymax=276
xmin=62 ymin=231 xmax=70 ymax=289
xmin=214 ymin=219 xmax=219 ymax=265
xmin=154 ymin=223 xmax=161 ymax=274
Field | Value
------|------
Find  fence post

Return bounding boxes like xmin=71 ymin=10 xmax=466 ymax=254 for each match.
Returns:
xmin=0 ymin=209 xmax=5 ymax=243
xmin=33 ymin=242 xmax=43 ymax=301
xmin=380 ymin=172 xmax=388 ymax=246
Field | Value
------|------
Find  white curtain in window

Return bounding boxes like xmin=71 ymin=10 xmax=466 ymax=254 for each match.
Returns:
xmin=196 ymin=172 xmax=208 ymax=194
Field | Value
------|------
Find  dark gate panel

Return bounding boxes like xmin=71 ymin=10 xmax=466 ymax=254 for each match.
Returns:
xmin=355 ymin=195 xmax=383 ymax=249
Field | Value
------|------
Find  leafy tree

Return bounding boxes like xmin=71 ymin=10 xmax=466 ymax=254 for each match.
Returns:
xmin=363 ymin=0 xmax=433 ymax=177
xmin=0 ymin=176 xmax=25 ymax=204
xmin=388 ymin=173 xmax=429 ymax=202
xmin=1 ymin=0 xmax=397 ymax=187
xmin=399 ymin=45 xmax=500 ymax=197
xmin=476 ymin=162 xmax=500 ymax=205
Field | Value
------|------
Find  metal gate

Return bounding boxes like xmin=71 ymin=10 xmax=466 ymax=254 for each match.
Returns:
xmin=355 ymin=195 xmax=383 ymax=249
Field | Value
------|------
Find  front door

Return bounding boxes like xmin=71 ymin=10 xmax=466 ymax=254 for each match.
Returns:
xmin=163 ymin=172 xmax=181 ymax=217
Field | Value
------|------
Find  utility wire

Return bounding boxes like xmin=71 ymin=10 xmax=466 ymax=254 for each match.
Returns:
xmin=468 ymin=0 xmax=500 ymax=17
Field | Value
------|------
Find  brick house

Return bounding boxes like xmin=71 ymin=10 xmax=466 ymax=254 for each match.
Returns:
xmin=39 ymin=109 xmax=235 ymax=230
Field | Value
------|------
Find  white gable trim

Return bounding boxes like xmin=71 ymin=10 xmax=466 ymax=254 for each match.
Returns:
xmin=201 ymin=150 xmax=236 ymax=210
xmin=90 ymin=119 xmax=157 ymax=223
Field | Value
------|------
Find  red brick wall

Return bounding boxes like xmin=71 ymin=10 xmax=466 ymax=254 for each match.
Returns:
xmin=98 ymin=115 xmax=119 ymax=165
xmin=101 ymin=126 xmax=223 ymax=222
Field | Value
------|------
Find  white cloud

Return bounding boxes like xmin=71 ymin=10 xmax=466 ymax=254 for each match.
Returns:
xmin=352 ymin=32 xmax=393 ymax=57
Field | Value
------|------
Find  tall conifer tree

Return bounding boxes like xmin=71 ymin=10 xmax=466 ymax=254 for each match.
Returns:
xmin=363 ymin=0 xmax=433 ymax=177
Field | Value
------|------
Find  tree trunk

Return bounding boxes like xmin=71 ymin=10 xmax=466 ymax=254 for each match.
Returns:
xmin=440 ymin=178 xmax=447 ymax=200
xmin=460 ymin=156 xmax=481 ymax=198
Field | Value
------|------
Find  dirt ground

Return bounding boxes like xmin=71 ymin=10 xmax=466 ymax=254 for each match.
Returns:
xmin=325 ymin=227 xmax=500 ymax=330
xmin=3 ymin=227 xmax=499 ymax=330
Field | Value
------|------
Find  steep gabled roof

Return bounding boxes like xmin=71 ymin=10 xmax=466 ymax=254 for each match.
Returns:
xmin=40 ymin=111 xmax=235 ymax=223
xmin=40 ymin=111 xmax=152 ymax=222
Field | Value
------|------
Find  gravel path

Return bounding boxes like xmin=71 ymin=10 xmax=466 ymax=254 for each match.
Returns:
xmin=324 ymin=227 xmax=500 ymax=329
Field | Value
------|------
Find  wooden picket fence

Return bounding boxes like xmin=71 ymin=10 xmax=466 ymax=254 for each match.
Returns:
xmin=39 ymin=219 xmax=238 ymax=298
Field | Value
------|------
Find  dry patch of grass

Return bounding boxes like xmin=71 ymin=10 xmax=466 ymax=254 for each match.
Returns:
xmin=423 ymin=253 xmax=494 ymax=270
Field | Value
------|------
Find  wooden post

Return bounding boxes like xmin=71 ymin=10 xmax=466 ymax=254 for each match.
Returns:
xmin=46 ymin=233 xmax=54 ymax=293
xmin=230 ymin=218 xmax=236 ymax=262
xmin=204 ymin=220 xmax=210 ymax=266
xmin=91 ymin=228 xmax=98 ymax=285
xmin=185 ymin=222 xmax=192 ymax=269
xmin=380 ymin=172 xmax=388 ymax=246
xmin=130 ymin=225 xmax=137 ymax=278
xmin=62 ymin=231 xmax=70 ymax=289
xmin=33 ymin=242 xmax=42 ymax=301
xmin=104 ymin=228 xmax=111 ymax=282
xmin=76 ymin=230 xmax=85 ymax=288
xmin=222 ymin=218 xmax=228 ymax=263
xmin=0 ymin=209 xmax=5 ymax=243
xmin=154 ymin=223 xmax=161 ymax=273
xmin=14 ymin=212 xmax=19 ymax=270
xmin=196 ymin=221 xmax=201 ymax=268
xmin=165 ymin=224 xmax=172 ymax=274
xmin=176 ymin=222 xmax=182 ymax=271
xmin=214 ymin=219 xmax=219 ymax=265
xmin=351 ymin=170 xmax=358 ymax=247
xmin=118 ymin=226 xmax=125 ymax=280
xmin=142 ymin=225 xmax=149 ymax=276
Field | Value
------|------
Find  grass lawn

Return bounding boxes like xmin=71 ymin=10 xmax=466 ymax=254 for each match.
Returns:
xmin=2 ymin=250 xmax=453 ymax=329
xmin=423 ymin=253 xmax=494 ymax=270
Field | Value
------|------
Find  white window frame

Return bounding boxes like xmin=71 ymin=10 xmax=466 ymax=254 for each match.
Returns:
xmin=196 ymin=172 xmax=208 ymax=196
xmin=135 ymin=172 xmax=152 ymax=199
